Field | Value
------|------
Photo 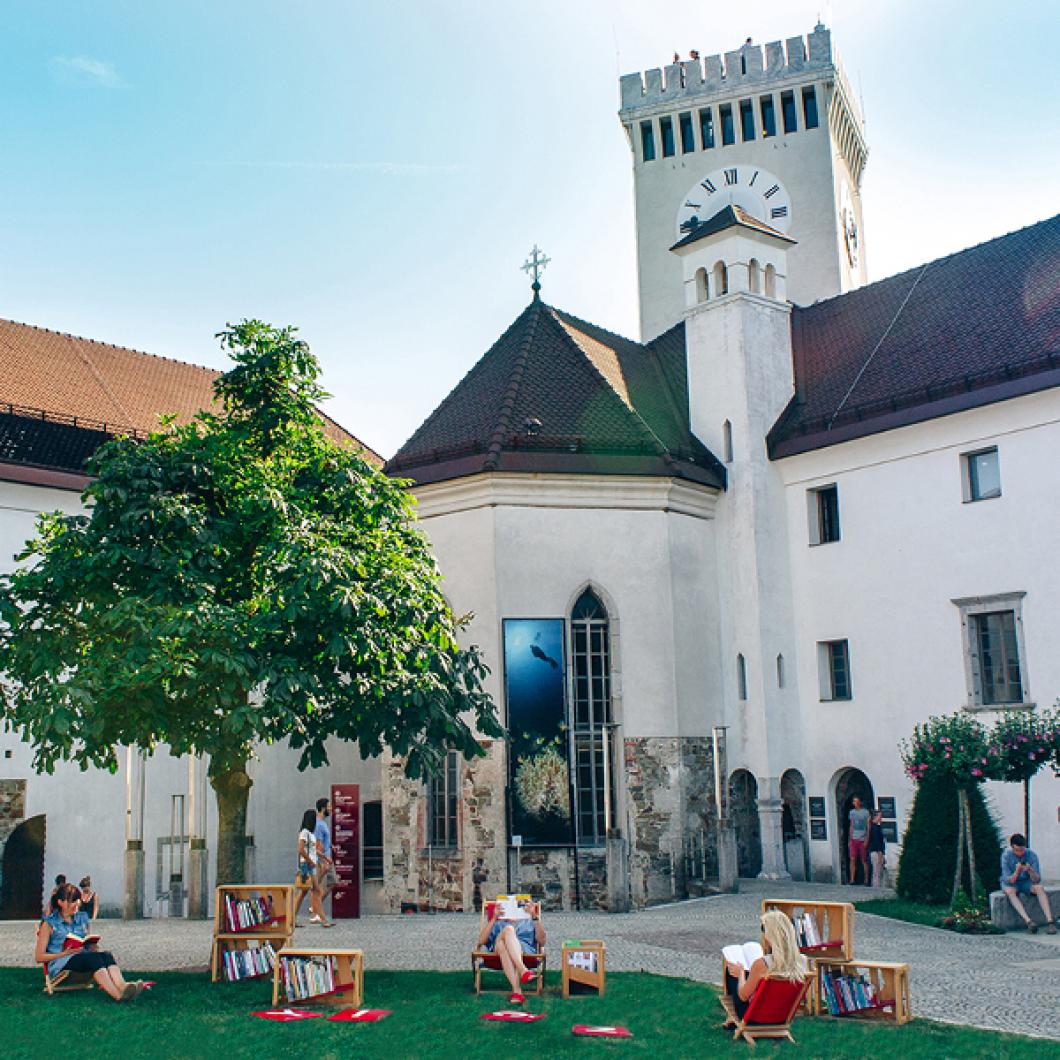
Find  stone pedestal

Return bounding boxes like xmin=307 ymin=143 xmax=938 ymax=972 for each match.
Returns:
xmin=123 ymin=841 xmax=144 ymax=920
xmin=606 ymin=832 xmax=631 ymax=913
xmin=756 ymin=783 xmax=791 ymax=881
xmin=187 ymin=839 xmax=209 ymax=919
xmin=716 ymin=818 xmax=738 ymax=892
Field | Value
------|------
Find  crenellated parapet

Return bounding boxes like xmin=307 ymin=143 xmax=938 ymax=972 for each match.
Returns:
xmin=620 ymin=24 xmax=839 ymax=115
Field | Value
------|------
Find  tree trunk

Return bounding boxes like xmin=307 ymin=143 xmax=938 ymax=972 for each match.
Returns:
xmin=210 ymin=765 xmax=253 ymax=885
xmin=1024 ymin=777 xmax=1031 ymax=846
xmin=962 ymin=788 xmax=978 ymax=902
xmin=950 ymin=792 xmax=966 ymax=908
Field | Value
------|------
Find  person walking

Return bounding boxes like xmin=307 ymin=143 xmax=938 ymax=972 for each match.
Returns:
xmin=313 ymin=797 xmax=338 ymax=922
xmin=867 ymin=810 xmax=887 ymax=888
xmin=295 ymin=808 xmax=331 ymax=928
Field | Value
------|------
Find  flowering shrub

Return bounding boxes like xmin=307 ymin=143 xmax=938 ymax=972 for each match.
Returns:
xmin=937 ymin=889 xmax=1001 ymax=934
xmin=985 ymin=710 xmax=1056 ymax=784
xmin=899 ymin=713 xmax=991 ymax=788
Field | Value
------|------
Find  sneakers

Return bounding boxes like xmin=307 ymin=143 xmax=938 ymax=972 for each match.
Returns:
xmin=309 ymin=914 xmax=321 ymax=924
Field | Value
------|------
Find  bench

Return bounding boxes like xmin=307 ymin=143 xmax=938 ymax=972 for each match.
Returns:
xmin=990 ymin=887 xmax=1060 ymax=931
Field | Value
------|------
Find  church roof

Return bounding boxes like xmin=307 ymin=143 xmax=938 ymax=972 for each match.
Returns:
xmin=0 ymin=317 xmax=381 ymax=479
xmin=670 ymin=205 xmax=794 ymax=251
xmin=769 ymin=214 xmax=1060 ymax=456
xmin=386 ymin=298 xmax=724 ymax=488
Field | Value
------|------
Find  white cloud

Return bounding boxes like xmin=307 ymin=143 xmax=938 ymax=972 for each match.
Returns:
xmin=50 ymin=56 xmax=124 ymax=88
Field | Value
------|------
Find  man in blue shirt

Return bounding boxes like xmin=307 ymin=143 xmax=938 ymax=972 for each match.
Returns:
xmin=313 ymin=797 xmax=338 ymax=922
xmin=1001 ymin=833 xmax=1057 ymax=934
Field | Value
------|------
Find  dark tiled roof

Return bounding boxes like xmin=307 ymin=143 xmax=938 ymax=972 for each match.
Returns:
xmin=769 ymin=214 xmax=1060 ymax=456
xmin=670 ymin=204 xmax=794 ymax=251
xmin=387 ymin=299 xmax=724 ymax=487
xmin=0 ymin=317 xmax=381 ymax=474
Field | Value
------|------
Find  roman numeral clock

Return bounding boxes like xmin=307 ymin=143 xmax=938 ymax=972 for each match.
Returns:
xmin=676 ymin=166 xmax=791 ymax=240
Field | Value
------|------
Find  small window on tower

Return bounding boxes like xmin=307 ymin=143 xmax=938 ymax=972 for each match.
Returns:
xmin=695 ymin=267 xmax=709 ymax=303
xmin=720 ymin=104 xmax=735 ymax=146
xmin=739 ymin=99 xmax=755 ymax=141
xmin=723 ymin=420 xmax=733 ymax=463
xmin=807 ymin=484 xmax=840 ymax=545
xmin=640 ymin=121 xmax=656 ymax=162
xmin=760 ymin=95 xmax=776 ymax=137
xmin=699 ymin=108 xmax=715 ymax=149
xmin=802 ymin=86 xmax=819 ymax=129
xmin=660 ymin=116 xmax=676 ymax=157
xmin=737 ymin=653 xmax=748 ymax=701
xmin=679 ymin=111 xmax=695 ymax=153
xmin=781 ymin=91 xmax=798 ymax=133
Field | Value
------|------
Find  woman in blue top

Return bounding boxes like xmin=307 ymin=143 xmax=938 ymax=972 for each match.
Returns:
xmin=476 ymin=899 xmax=545 ymax=1005
xmin=35 ymin=883 xmax=142 ymax=1001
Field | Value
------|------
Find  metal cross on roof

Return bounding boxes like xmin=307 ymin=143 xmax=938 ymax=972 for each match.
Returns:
xmin=521 ymin=245 xmax=551 ymax=299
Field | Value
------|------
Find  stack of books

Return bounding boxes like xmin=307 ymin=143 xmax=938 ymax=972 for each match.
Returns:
xmin=819 ymin=970 xmax=884 ymax=1015
xmin=223 ymin=941 xmax=277 ymax=982
xmin=791 ymin=912 xmax=840 ymax=952
xmin=224 ymin=894 xmax=278 ymax=933
xmin=280 ymin=954 xmax=337 ymax=1001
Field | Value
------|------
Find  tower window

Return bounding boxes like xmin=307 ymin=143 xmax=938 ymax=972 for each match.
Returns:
xmin=720 ymin=104 xmax=735 ymax=146
xmin=660 ymin=116 xmax=676 ymax=157
xmin=679 ymin=111 xmax=695 ymax=153
xmin=713 ymin=261 xmax=728 ymax=296
xmin=807 ymin=484 xmax=841 ymax=545
xmin=699 ymin=108 xmax=715 ymax=149
xmin=695 ymin=267 xmax=709 ymax=303
xmin=764 ymin=264 xmax=777 ymax=298
xmin=640 ymin=121 xmax=656 ymax=162
xmin=760 ymin=95 xmax=776 ymax=137
xmin=962 ymin=447 xmax=1001 ymax=502
xmin=723 ymin=419 xmax=733 ymax=463
xmin=739 ymin=99 xmax=755 ymax=142
xmin=818 ymin=640 xmax=852 ymax=701
xmin=748 ymin=258 xmax=761 ymax=294
xmin=802 ymin=86 xmax=819 ymax=129
xmin=781 ymin=91 xmax=797 ymax=133
xmin=737 ymin=653 xmax=748 ymax=701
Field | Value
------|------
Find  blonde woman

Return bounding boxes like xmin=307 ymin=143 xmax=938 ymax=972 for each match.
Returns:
xmin=723 ymin=909 xmax=809 ymax=1023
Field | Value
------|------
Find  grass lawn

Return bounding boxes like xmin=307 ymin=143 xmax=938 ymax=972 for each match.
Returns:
xmin=853 ymin=898 xmax=948 ymax=928
xmin=5 ymin=968 xmax=1056 ymax=1059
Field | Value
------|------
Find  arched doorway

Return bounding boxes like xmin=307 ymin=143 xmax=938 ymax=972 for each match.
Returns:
xmin=1 ymin=814 xmax=45 ymax=919
xmin=833 ymin=767 xmax=875 ymax=884
xmin=780 ymin=769 xmax=808 ymax=881
xmin=729 ymin=770 xmax=762 ymax=878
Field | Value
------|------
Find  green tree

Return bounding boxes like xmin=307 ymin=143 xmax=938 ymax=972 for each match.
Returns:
xmin=0 ymin=321 xmax=501 ymax=884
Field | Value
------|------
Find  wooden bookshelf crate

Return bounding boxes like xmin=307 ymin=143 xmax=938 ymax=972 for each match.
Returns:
xmin=816 ymin=959 xmax=911 ymax=1025
xmin=561 ymin=940 xmax=606 ymax=998
xmin=760 ymin=899 xmax=854 ymax=962
xmin=210 ymin=884 xmax=294 ymax=983
xmin=272 ymin=948 xmax=364 ymax=1009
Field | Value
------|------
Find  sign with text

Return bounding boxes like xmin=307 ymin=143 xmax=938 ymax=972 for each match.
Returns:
xmin=331 ymin=783 xmax=360 ymax=919
xmin=808 ymin=797 xmax=826 ymax=819
xmin=810 ymin=819 xmax=827 ymax=841
xmin=877 ymin=797 xmax=897 ymax=820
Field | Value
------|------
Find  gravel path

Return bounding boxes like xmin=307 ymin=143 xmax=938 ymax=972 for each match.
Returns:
xmin=5 ymin=879 xmax=1058 ymax=1040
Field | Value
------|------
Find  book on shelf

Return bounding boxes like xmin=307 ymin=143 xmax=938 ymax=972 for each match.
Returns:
xmin=565 ymin=949 xmax=599 ymax=973
xmin=223 ymin=893 xmax=280 ymax=934
xmin=791 ymin=911 xmax=841 ymax=952
xmin=721 ymin=941 xmax=764 ymax=972
xmin=61 ymin=933 xmax=102 ymax=952
xmin=820 ymin=970 xmax=882 ymax=1016
xmin=280 ymin=954 xmax=338 ymax=1001
xmin=223 ymin=940 xmax=277 ymax=982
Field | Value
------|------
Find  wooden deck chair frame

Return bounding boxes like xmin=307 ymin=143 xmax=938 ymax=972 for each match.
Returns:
xmin=718 ymin=975 xmax=810 ymax=1047
xmin=470 ymin=900 xmax=546 ymax=995
xmin=43 ymin=964 xmax=95 ymax=995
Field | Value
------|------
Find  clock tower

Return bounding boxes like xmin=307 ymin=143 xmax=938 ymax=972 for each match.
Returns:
xmin=619 ymin=24 xmax=867 ymax=340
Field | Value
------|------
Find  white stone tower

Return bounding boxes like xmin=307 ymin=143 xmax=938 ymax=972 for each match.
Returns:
xmin=619 ymin=23 xmax=867 ymax=340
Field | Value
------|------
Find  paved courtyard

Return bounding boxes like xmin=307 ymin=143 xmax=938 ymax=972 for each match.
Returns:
xmin=4 ymin=879 xmax=1058 ymax=1040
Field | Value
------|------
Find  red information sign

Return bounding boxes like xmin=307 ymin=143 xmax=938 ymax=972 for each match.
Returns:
xmin=330 ymin=783 xmax=360 ymax=919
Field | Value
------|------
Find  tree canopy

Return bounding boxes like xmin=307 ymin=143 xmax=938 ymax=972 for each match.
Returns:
xmin=0 ymin=320 xmax=501 ymax=880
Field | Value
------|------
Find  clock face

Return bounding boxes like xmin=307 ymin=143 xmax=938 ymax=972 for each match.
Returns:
xmin=676 ymin=166 xmax=792 ymax=240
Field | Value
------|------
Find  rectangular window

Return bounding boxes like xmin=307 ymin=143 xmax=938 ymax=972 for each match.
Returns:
xmin=720 ymin=103 xmax=735 ymax=146
xmin=572 ymin=600 xmax=613 ymax=846
xmin=640 ymin=120 xmax=656 ymax=162
xmin=699 ymin=107 xmax=715 ymax=149
xmin=737 ymin=654 xmax=748 ymax=701
xmin=427 ymin=750 xmax=459 ymax=848
xmin=362 ymin=800 xmax=383 ymax=880
xmin=807 ymin=484 xmax=841 ymax=545
xmin=962 ymin=447 xmax=1001 ymax=502
xmin=973 ymin=611 xmax=1023 ymax=705
xmin=739 ymin=99 xmax=755 ymax=141
xmin=781 ymin=90 xmax=797 ymax=133
xmin=802 ymin=85 xmax=819 ymax=129
xmin=818 ymin=640 xmax=852 ymax=701
xmin=760 ymin=95 xmax=776 ymax=137
xmin=660 ymin=115 xmax=676 ymax=157
xmin=679 ymin=111 xmax=695 ymax=153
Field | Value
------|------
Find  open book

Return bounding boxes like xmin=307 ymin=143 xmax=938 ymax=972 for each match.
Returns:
xmin=62 ymin=933 xmax=102 ymax=952
xmin=494 ymin=894 xmax=532 ymax=920
xmin=722 ymin=941 xmax=763 ymax=971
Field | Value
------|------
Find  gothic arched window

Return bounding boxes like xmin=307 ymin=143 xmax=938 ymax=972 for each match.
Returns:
xmin=695 ymin=266 xmax=709 ymax=303
xmin=765 ymin=263 xmax=777 ymax=299
xmin=571 ymin=587 xmax=614 ymax=846
xmin=748 ymin=258 xmax=761 ymax=294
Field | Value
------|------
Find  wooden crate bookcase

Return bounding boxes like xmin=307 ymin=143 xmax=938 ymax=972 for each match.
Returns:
xmin=272 ymin=947 xmax=364 ymax=1009
xmin=561 ymin=940 xmax=606 ymax=998
xmin=210 ymin=884 xmax=294 ymax=983
xmin=816 ymin=958 xmax=911 ymax=1025
xmin=759 ymin=899 xmax=854 ymax=963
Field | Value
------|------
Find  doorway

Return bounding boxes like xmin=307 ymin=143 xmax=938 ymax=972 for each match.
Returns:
xmin=729 ymin=769 xmax=762 ymax=877
xmin=833 ymin=767 xmax=875 ymax=884
xmin=1 ymin=814 xmax=46 ymax=919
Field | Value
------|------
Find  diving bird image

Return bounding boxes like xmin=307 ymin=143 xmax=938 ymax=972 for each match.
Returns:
xmin=530 ymin=643 xmax=560 ymax=670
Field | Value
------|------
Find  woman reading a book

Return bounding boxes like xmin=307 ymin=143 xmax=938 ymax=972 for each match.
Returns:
xmin=477 ymin=897 xmax=545 ymax=1005
xmin=36 ymin=883 xmax=143 ymax=1001
xmin=722 ymin=910 xmax=809 ymax=1023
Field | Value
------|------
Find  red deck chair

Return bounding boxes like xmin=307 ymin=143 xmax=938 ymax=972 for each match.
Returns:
xmin=471 ymin=900 xmax=546 ymax=995
xmin=720 ymin=975 xmax=811 ymax=1046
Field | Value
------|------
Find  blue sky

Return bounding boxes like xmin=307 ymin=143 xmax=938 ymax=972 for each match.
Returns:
xmin=2 ymin=1 xmax=1057 ymax=457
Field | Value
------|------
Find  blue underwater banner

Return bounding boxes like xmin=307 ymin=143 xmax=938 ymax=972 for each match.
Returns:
xmin=502 ymin=618 xmax=572 ymax=846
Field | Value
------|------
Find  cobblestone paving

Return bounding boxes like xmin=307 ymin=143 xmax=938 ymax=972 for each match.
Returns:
xmin=4 ymin=880 xmax=1058 ymax=1040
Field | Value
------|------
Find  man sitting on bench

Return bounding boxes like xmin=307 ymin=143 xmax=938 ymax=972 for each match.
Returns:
xmin=1001 ymin=833 xmax=1058 ymax=934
